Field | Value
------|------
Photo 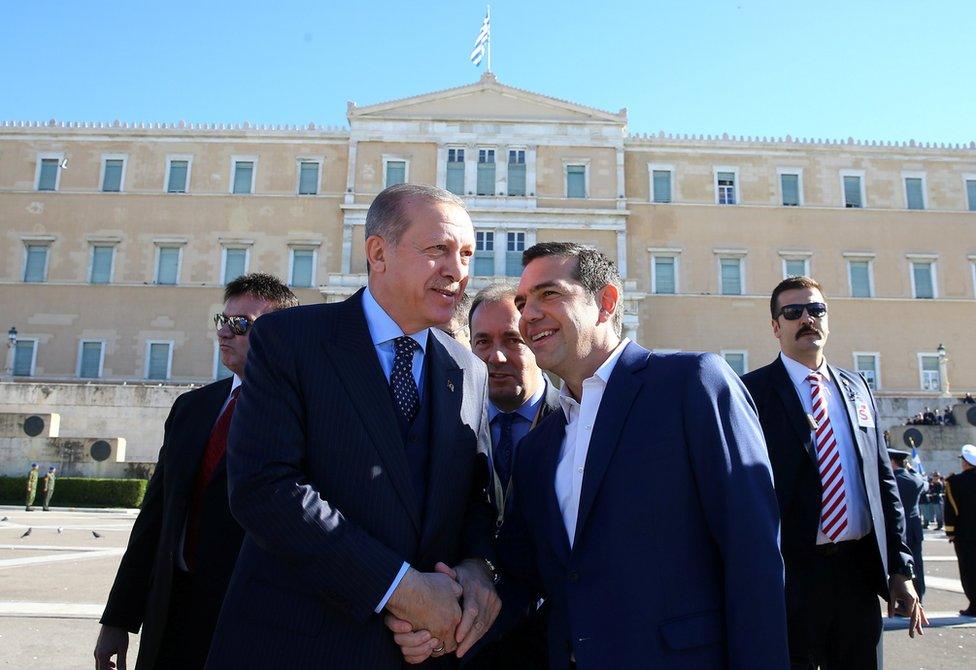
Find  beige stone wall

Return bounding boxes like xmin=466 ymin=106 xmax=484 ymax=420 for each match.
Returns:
xmin=536 ymin=145 xmax=618 ymax=207
xmin=354 ymin=141 xmax=438 ymax=194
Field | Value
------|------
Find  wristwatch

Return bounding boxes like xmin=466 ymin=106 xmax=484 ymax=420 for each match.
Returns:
xmin=481 ymin=558 xmax=500 ymax=585
xmin=894 ymin=563 xmax=915 ymax=581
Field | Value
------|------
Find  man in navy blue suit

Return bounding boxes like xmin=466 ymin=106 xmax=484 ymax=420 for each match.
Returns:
xmin=206 ymin=184 xmax=499 ymax=669
xmin=743 ymin=276 xmax=925 ymax=669
xmin=489 ymin=242 xmax=788 ymax=669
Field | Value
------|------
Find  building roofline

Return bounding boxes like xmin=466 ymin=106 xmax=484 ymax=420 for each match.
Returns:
xmin=0 ymin=119 xmax=349 ymax=136
xmin=626 ymin=130 xmax=976 ymax=152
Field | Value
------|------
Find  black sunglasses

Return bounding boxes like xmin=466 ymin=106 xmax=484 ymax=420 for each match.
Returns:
xmin=776 ymin=302 xmax=827 ymax=320
xmin=213 ymin=313 xmax=253 ymax=336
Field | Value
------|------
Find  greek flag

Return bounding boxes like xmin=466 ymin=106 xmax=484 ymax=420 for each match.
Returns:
xmin=912 ymin=446 xmax=926 ymax=475
xmin=470 ymin=12 xmax=489 ymax=66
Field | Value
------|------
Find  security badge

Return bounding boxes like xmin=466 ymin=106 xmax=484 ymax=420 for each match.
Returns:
xmin=841 ymin=377 xmax=875 ymax=428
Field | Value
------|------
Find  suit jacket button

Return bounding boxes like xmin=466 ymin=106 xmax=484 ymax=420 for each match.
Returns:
xmin=568 ymin=570 xmax=579 ymax=583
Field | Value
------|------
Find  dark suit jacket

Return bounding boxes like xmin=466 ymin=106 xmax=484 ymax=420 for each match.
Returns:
xmin=100 ymin=377 xmax=245 ymax=670
xmin=497 ymin=344 xmax=788 ymax=670
xmin=742 ymin=356 xmax=913 ymax=598
xmin=205 ymin=289 xmax=494 ymax=669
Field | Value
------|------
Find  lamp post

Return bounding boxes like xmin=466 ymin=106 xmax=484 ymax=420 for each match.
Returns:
xmin=5 ymin=326 xmax=16 ymax=379
xmin=937 ymin=343 xmax=950 ymax=398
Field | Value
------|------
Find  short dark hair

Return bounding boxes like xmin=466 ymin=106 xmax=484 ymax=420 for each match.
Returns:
xmin=769 ymin=275 xmax=824 ymax=319
xmin=365 ymin=183 xmax=467 ymax=247
xmin=521 ymin=242 xmax=623 ymax=336
xmin=468 ymin=284 xmax=517 ymax=327
xmin=224 ymin=273 xmax=299 ymax=311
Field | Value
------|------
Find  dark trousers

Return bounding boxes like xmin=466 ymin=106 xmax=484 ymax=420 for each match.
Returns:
xmin=152 ymin=569 xmax=212 ymax=670
xmin=786 ymin=536 xmax=883 ymax=670
xmin=957 ymin=540 xmax=976 ymax=612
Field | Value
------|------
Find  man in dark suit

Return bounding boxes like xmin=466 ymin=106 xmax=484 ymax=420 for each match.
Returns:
xmin=945 ymin=444 xmax=976 ymax=616
xmin=890 ymin=448 xmax=927 ymax=601
xmin=205 ymin=184 xmax=499 ymax=669
xmin=488 ymin=243 xmax=788 ymax=669
xmin=94 ymin=273 xmax=298 ymax=670
xmin=466 ymin=284 xmax=559 ymax=669
xmin=742 ymin=275 xmax=925 ymax=669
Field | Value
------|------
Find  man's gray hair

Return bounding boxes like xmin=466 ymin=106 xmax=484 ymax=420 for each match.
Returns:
xmin=468 ymin=284 xmax=518 ymax=326
xmin=364 ymin=183 xmax=468 ymax=246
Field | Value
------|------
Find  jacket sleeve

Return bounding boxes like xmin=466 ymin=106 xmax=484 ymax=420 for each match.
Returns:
xmin=944 ymin=478 xmax=958 ymax=537
xmin=99 ymin=403 xmax=176 ymax=632
xmin=226 ymin=318 xmax=404 ymax=624
xmin=683 ymin=353 xmax=789 ymax=670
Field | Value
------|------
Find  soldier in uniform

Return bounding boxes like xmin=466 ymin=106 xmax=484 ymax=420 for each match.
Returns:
xmin=890 ymin=449 xmax=928 ymax=601
xmin=41 ymin=466 xmax=57 ymax=511
xmin=25 ymin=463 xmax=38 ymax=511
xmin=945 ymin=444 xmax=976 ymax=617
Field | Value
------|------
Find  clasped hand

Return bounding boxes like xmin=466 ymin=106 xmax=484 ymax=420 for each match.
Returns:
xmin=385 ymin=560 xmax=501 ymax=664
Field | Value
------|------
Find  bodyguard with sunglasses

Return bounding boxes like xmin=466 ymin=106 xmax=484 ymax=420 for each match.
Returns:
xmin=95 ymin=273 xmax=297 ymax=670
xmin=743 ymin=276 xmax=924 ymax=669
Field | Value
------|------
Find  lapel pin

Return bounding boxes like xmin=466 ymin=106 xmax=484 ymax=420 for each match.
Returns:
xmin=447 ymin=379 xmax=455 ymax=393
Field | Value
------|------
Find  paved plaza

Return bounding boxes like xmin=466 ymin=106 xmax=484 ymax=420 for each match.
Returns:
xmin=0 ymin=506 xmax=974 ymax=669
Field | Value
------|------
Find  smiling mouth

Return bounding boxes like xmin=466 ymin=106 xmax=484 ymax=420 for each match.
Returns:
xmin=531 ymin=329 xmax=556 ymax=343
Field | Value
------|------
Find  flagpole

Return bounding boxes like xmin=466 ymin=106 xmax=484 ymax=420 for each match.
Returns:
xmin=486 ymin=5 xmax=492 ymax=73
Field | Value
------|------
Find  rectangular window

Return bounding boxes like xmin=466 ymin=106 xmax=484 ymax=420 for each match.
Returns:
xmin=854 ymin=354 xmax=879 ymax=390
xmin=477 ymin=149 xmax=495 ymax=196
xmin=156 ymin=247 xmax=181 ymax=285
xmin=146 ymin=342 xmax=172 ymax=380
xmin=214 ymin=342 xmax=233 ymax=380
xmin=222 ymin=248 xmax=248 ymax=284
xmin=78 ymin=341 xmax=104 ymax=379
xmin=506 ymin=232 xmax=525 ymax=277
xmin=167 ymin=160 xmax=188 ymax=193
xmin=13 ymin=340 xmax=36 ymax=377
xmin=474 ymin=231 xmax=494 ymax=276
xmin=298 ymin=161 xmax=319 ymax=195
xmin=23 ymin=244 xmax=49 ymax=283
xmin=911 ymin=261 xmax=935 ymax=299
xmin=652 ymin=170 xmax=672 ymax=203
xmin=781 ymin=173 xmax=800 ymax=206
xmin=37 ymin=159 xmax=59 ymax=191
xmin=508 ymin=150 xmax=526 ymax=196
xmin=848 ymin=260 xmax=873 ymax=298
xmin=722 ymin=351 xmax=747 ymax=376
xmin=232 ymin=161 xmax=254 ymax=194
xmin=783 ymin=258 xmax=807 ymax=278
xmin=843 ymin=175 xmax=863 ymax=208
xmin=717 ymin=171 xmax=736 ymax=205
xmin=447 ymin=148 xmax=465 ymax=195
xmin=90 ymin=245 xmax=114 ymax=284
xmin=290 ymin=249 xmax=314 ymax=288
xmin=967 ymin=179 xmax=976 ymax=212
xmin=652 ymin=257 xmax=676 ymax=294
xmin=566 ymin=165 xmax=586 ymax=198
xmin=919 ymin=355 xmax=941 ymax=391
xmin=905 ymin=177 xmax=925 ymax=210
xmin=719 ymin=258 xmax=743 ymax=295
xmin=385 ymin=160 xmax=406 ymax=187
xmin=102 ymin=159 xmax=124 ymax=192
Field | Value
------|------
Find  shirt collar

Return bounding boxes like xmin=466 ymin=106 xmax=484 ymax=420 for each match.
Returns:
xmin=489 ymin=372 xmax=548 ymax=423
xmin=779 ymin=351 xmax=828 ymax=388
xmin=363 ymin=285 xmax=429 ymax=352
xmin=558 ymin=338 xmax=631 ymax=418
xmin=231 ymin=374 xmax=242 ymax=394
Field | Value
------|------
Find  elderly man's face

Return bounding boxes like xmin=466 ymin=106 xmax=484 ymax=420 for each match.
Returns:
xmin=216 ymin=294 xmax=278 ymax=378
xmin=369 ymin=199 xmax=475 ymax=334
xmin=470 ymin=298 xmax=542 ymax=411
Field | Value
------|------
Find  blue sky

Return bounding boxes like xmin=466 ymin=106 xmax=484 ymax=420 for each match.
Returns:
xmin=1 ymin=1 xmax=972 ymax=143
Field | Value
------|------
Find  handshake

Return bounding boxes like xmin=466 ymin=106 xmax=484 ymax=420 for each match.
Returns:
xmin=384 ymin=559 xmax=501 ymax=664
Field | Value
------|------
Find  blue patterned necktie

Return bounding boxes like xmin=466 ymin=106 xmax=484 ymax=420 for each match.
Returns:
xmin=494 ymin=412 xmax=518 ymax=489
xmin=391 ymin=336 xmax=421 ymax=425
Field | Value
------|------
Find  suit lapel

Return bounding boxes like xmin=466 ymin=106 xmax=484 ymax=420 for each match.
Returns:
xmin=324 ymin=290 xmax=421 ymax=534
xmin=770 ymin=357 xmax=818 ymax=466
xmin=828 ymin=365 xmax=869 ymax=469
xmin=418 ymin=332 xmax=464 ymax=549
xmin=170 ymin=378 xmax=232 ymax=496
xmin=573 ymin=342 xmax=647 ymax=547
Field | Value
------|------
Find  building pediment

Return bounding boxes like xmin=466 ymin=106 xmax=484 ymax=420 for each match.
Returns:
xmin=348 ymin=73 xmax=626 ymax=126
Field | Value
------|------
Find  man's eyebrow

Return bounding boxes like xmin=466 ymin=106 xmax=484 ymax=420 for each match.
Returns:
xmin=526 ymin=280 xmax=560 ymax=294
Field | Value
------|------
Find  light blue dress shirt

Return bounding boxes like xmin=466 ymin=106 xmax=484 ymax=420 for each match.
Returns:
xmin=362 ymin=286 xmax=429 ymax=612
xmin=488 ymin=373 xmax=548 ymax=459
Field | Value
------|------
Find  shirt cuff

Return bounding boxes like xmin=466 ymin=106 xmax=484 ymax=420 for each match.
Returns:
xmin=375 ymin=561 xmax=411 ymax=613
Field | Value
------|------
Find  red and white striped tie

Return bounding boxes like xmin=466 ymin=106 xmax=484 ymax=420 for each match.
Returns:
xmin=808 ymin=372 xmax=849 ymax=542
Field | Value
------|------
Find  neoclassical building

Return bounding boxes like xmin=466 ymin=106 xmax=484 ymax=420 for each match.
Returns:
xmin=2 ymin=73 xmax=975 ymax=398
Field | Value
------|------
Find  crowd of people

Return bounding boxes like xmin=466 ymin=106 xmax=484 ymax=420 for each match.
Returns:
xmin=905 ymin=405 xmax=957 ymax=426
xmin=87 ymin=183 xmax=975 ymax=670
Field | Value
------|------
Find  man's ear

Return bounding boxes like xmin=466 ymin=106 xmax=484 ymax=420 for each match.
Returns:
xmin=771 ymin=318 xmax=782 ymax=340
xmin=365 ymin=235 xmax=388 ymax=274
xmin=597 ymin=283 xmax=620 ymax=325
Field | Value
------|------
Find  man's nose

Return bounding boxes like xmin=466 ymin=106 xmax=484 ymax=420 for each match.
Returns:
xmin=488 ymin=348 xmax=507 ymax=365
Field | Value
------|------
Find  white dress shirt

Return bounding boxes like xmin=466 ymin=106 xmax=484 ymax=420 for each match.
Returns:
xmin=555 ymin=338 xmax=630 ymax=547
xmin=362 ymin=286 xmax=427 ymax=612
xmin=779 ymin=353 xmax=872 ymax=544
